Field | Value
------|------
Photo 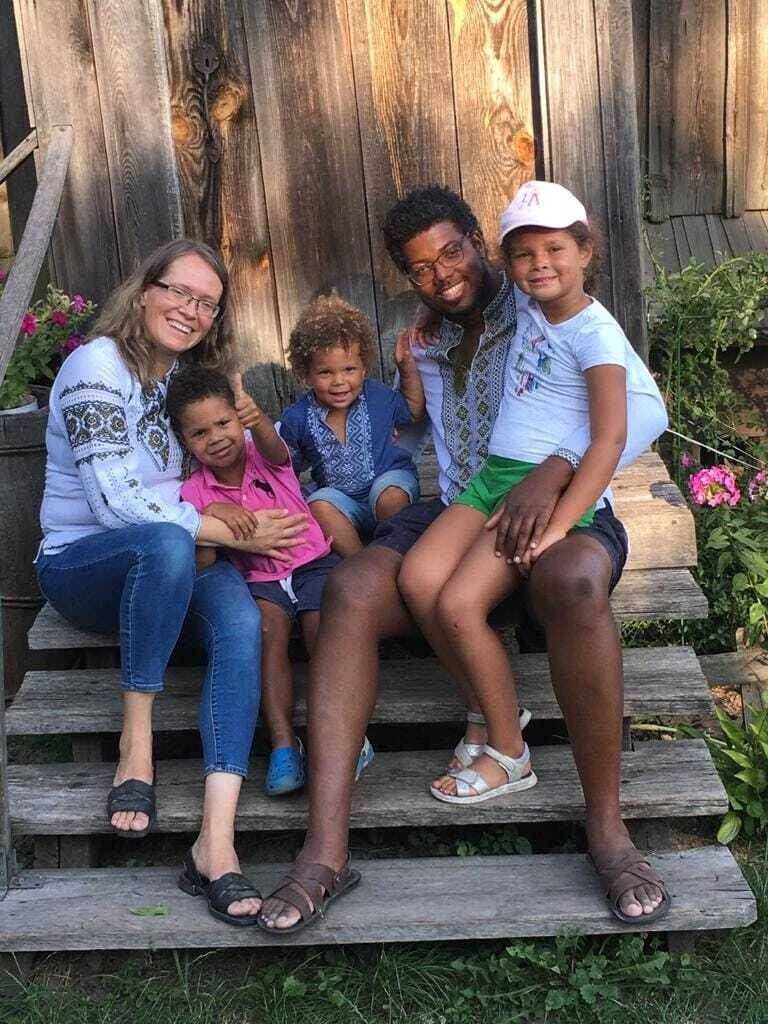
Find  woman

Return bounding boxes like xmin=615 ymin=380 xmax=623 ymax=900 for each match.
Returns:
xmin=36 ymin=239 xmax=307 ymax=926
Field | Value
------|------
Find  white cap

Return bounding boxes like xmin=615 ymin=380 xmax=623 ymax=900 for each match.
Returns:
xmin=498 ymin=180 xmax=588 ymax=244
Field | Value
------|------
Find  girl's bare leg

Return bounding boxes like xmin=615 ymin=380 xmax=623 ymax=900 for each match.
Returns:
xmin=309 ymin=501 xmax=363 ymax=558
xmin=257 ymin=600 xmax=297 ymax=750
xmin=432 ymin=527 xmax=525 ymax=796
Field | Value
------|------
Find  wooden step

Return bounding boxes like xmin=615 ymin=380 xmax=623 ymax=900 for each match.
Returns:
xmin=26 ymin=568 xmax=708 ymax=653
xmin=7 ymin=646 xmax=712 ymax=736
xmin=0 ymin=846 xmax=756 ymax=950
xmin=8 ymin=741 xmax=726 ymax=836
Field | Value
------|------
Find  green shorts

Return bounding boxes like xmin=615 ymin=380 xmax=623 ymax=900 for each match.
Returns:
xmin=454 ymin=454 xmax=595 ymax=528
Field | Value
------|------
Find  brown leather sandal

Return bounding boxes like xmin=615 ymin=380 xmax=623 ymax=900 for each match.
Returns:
xmin=590 ymin=849 xmax=672 ymax=924
xmin=256 ymin=860 xmax=361 ymax=935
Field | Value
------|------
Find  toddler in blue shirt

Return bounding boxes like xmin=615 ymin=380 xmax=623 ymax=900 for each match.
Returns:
xmin=279 ymin=295 xmax=426 ymax=557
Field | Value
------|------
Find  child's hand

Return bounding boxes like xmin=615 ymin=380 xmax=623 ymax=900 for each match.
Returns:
xmin=528 ymin=525 xmax=567 ymax=564
xmin=230 ymin=372 xmax=264 ymax=430
xmin=393 ymin=330 xmax=417 ymax=372
xmin=205 ymin=501 xmax=261 ymax=541
xmin=395 ymin=307 xmax=442 ymax=355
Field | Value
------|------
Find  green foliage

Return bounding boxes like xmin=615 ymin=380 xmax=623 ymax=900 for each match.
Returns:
xmin=646 ymin=253 xmax=768 ymax=463
xmin=0 ymin=278 xmax=96 ymax=410
xmin=679 ymin=703 xmax=768 ymax=843
xmin=407 ymin=823 xmax=533 ymax=858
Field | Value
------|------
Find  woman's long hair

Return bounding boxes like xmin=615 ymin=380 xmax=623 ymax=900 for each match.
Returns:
xmin=87 ymin=238 xmax=233 ymax=389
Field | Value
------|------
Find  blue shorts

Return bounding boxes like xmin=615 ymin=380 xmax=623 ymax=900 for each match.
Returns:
xmin=306 ymin=468 xmax=420 ymax=537
xmin=248 ymin=551 xmax=341 ymax=621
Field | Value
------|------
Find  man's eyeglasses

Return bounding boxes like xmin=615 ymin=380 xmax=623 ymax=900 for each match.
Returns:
xmin=152 ymin=280 xmax=221 ymax=320
xmin=406 ymin=236 xmax=468 ymax=285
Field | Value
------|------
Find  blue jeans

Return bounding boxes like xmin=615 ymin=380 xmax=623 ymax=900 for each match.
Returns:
xmin=36 ymin=523 xmax=261 ymax=777
xmin=307 ymin=468 xmax=420 ymax=536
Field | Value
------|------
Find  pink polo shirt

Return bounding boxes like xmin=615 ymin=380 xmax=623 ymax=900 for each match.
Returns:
xmin=180 ymin=436 xmax=330 ymax=583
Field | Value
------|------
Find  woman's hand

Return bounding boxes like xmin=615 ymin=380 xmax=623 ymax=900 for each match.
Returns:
xmin=205 ymin=501 xmax=260 ymax=541
xmin=199 ymin=509 xmax=309 ymax=562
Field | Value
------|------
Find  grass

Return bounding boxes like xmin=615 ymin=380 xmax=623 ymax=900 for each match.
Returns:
xmin=2 ymin=841 xmax=767 ymax=1024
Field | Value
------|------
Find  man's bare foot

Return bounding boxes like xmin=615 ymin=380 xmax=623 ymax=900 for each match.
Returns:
xmin=110 ymin=751 xmax=153 ymax=834
xmin=588 ymin=824 xmax=666 ymax=919
xmin=191 ymin=838 xmax=261 ymax=919
xmin=258 ymin=850 xmax=348 ymax=931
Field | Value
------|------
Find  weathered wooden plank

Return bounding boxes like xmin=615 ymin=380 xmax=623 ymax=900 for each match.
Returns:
xmin=15 ymin=0 xmax=121 ymax=302
xmin=681 ymin=216 xmax=716 ymax=266
xmin=241 ymin=0 xmax=379 ymax=373
xmin=7 ymin=741 xmax=727 ymax=835
xmin=0 ymin=846 xmax=755 ymax=950
xmin=669 ymin=0 xmax=727 ymax=214
xmin=0 ymin=125 xmax=72 ymax=385
xmin=699 ymin=649 xmax=768 ymax=689
xmin=644 ymin=220 xmax=680 ymax=273
xmin=85 ymin=0 xmax=183 ymax=271
xmin=720 ymin=214 xmax=752 ymax=254
xmin=631 ymin=0 xmax=650 ymax=173
xmin=7 ymin=645 xmax=712 ymax=736
xmin=743 ymin=210 xmax=768 ymax=253
xmin=446 ymin=0 xmax=535 ymax=252
xmin=724 ymin=0 xmax=750 ymax=217
xmin=672 ymin=218 xmax=693 ymax=267
xmin=705 ymin=214 xmax=732 ymax=264
xmin=346 ymin=0 xmax=459 ymax=374
xmin=593 ymin=0 xmax=647 ymax=356
xmin=0 ymin=129 xmax=36 ymax=186
xmin=746 ymin=0 xmax=768 ymax=209
xmin=161 ymin=0 xmax=285 ymax=416
xmin=646 ymin=0 xmax=673 ymax=222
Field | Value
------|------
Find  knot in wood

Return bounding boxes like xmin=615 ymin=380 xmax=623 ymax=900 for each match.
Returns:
xmin=210 ymin=81 xmax=245 ymax=124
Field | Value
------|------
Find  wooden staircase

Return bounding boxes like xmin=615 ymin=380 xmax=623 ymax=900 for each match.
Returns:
xmin=0 ymin=452 xmax=758 ymax=950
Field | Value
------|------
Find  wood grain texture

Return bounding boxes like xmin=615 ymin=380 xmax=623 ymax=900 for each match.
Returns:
xmin=682 ymin=215 xmax=716 ymax=265
xmin=724 ymin=0 xmax=750 ymax=217
xmin=631 ymin=0 xmax=650 ymax=176
xmin=7 ymin=741 xmax=726 ymax=835
xmin=161 ymin=0 xmax=285 ymax=415
xmin=647 ymin=0 xmax=673 ymax=221
xmin=241 ymin=0 xmax=379 ymax=374
xmin=346 ymin=0 xmax=460 ymax=373
xmin=7 ymin=645 xmax=711 ymax=736
xmin=0 ymin=846 xmax=755 ymax=951
xmin=85 ymin=0 xmax=183 ymax=272
xmin=447 ymin=0 xmax=535 ymax=251
xmin=746 ymin=0 xmax=768 ymax=208
xmin=13 ymin=0 xmax=120 ymax=301
xmin=0 ymin=129 xmax=36 ymax=186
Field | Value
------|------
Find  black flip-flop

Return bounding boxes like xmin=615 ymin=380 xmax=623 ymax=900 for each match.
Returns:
xmin=177 ymin=849 xmax=262 ymax=927
xmin=106 ymin=777 xmax=156 ymax=840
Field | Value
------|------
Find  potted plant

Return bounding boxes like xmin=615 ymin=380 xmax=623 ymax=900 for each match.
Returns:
xmin=0 ymin=271 xmax=96 ymax=693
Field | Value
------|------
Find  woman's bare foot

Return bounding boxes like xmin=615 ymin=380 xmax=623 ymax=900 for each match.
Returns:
xmin=191 ymin=837 xmax=261 ymax=920
xmin=110 ymin=748 xmax=153 ymax=834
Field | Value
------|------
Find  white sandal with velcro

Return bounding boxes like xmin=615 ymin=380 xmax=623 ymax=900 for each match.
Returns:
xmin=432 ymin=742 xmax=537 ymax=804
xmin=449 ymin=708 xmax=532 ymax=777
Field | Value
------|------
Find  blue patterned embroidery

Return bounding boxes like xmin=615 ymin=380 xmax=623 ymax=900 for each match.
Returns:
xmin=306 ymin=392 xmax=375 ymax=494
xmin=136 ymin=384 xmax=172 ymax=471
xmin=426 ymin=276 xmax=517 ymax=501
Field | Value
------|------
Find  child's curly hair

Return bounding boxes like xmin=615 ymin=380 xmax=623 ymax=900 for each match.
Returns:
xmin=288 ymin=295 xmax=377 ymax=381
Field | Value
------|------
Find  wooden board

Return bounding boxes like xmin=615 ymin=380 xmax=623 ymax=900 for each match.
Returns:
xmin=0 ymin=846 xmax=755 ymax=950
xmin=724 ymin=0 xmax=749 ymax=217
xmin=346 ymin=0 xmax=459 ymax=371
xmin=447 ymin=0 xmax=535 ymax=252
xmin=240 ymin=0 xmax=379 ymax=373
xmin=14 ymin=0 xmax=121 ymax=301
xmin=7 ymin=741 xmax=726 ymax=835
xmin=6 ymin=645 xmax=712 ymax=736
xmin=746 ymin=0 xmax=768 ymax=209
xmin=646 ymin=0 xmax=673 ymax=222
xmin=161 ymin=0 xmax=285 ymax=415
xmin=85 ymin=0 xmax=183 ymax=271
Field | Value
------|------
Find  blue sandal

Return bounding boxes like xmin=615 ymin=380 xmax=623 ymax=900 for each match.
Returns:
xmin=266 ymin=739 xmax=306 ymax=796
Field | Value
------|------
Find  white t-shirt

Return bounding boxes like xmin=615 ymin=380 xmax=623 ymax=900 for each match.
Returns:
xmin=489 ymin=287 xmax=665 ymax=465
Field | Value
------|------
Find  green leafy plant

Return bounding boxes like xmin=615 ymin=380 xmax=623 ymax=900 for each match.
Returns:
xmin=646 ymin=252 xmax=768 ymax=467
xmin=680 ymin=703 xmax=768 ymax=844
xmin=0 ymin=272 xmax=96 ymax=410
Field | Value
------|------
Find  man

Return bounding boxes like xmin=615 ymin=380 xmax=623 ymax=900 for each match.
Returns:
xmin=257 ymin=185 xmax=669 ymax=933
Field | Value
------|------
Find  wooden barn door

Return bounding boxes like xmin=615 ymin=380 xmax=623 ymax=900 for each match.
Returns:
xmin=13 ymin=0 xmax=644 ymax=413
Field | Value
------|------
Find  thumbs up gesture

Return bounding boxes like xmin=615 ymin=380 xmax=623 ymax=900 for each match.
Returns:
xmin=229 ymin=372 xmax=263 ymax=430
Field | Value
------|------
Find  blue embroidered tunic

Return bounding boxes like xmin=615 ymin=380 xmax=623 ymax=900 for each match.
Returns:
xmin=277 ymin=379 xmax=416 ymax=501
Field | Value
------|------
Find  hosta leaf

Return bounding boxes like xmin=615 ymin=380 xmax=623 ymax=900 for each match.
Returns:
xmin=717 ymin=811 xmax=741 ymax=844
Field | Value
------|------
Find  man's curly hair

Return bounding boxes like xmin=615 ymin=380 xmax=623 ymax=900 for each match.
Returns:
xmin=288 ymin=294 xmax=377 ymax=381
xmin=382 ymin=185 xmax=480 ymax=273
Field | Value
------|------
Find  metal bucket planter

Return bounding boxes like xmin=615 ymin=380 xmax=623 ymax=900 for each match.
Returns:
xmin=0 ymin=385 xmax=49 ymax=695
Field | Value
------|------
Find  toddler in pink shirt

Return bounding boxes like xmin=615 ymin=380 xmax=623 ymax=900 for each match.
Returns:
xmin=166 ymin=365 xmax=370 ymax=796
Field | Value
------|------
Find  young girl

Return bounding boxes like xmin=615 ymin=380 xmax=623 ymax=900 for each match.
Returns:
xmin=398 ymin=180 xmax=666 ymax=804
xmin=166 ymin=365 xmax=372 ymax=796
xmin=279 ymin=295 xmax=426 ymax=557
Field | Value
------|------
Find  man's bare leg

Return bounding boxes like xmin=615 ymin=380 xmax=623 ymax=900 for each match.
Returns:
xmin=528 ymin=534 xmax=663 ymax=918
xmin=258 ymin=545 xmax=414 ymax=930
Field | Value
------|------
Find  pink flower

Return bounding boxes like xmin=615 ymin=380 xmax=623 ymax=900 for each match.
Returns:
xmin=50 ymin=309 xmax=69 ymax=326
xmin=748 ymin=470 xmax=768 ymax=502
xmin=0 ymin=269 xmax=7 ymax=281
xmin=71 ymin=294 xmax=86 ymax=313
xmin=63 ymin=333 xmax=84 ymax=355
xmin=688 ymin=466 xmax=741 ymax=508
xmin=681 ymin=452 xmax=693 ymax=468
xmin=20 ymin=313 xmax=37 ymax=337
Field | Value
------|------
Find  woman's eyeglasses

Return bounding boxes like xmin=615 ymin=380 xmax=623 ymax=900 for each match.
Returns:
xmin=152 ymin=280 xmax=221 ymax=319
